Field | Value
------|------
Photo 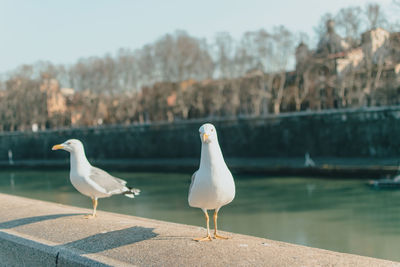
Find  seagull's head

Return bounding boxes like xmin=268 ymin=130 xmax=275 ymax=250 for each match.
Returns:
xmin=52 ymin=139 xmax=84 ymax=153
xmin=199 ymin=123 xmax=218 ymax=144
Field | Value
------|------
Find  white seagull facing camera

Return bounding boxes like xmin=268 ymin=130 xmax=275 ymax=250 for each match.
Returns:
xmin=188 ymin=123 xmax=235 ymax=241
xmin=52 ymin=139 xmax=140 ymax=218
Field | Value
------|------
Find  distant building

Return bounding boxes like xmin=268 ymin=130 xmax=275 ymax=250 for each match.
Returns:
xmin=316 ymin=19 xmax=349 ymax=55
xmin=60 ymin=87 xmax=75 ymax=97
xmin=293 ymin=22 xmax=400 ymax=111
xmin=39 ymin=77 xmax=68 ymax=116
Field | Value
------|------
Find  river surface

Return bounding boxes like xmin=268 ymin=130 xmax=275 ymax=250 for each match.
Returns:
xmin=0 ymin=170 xmax=399 ymax=262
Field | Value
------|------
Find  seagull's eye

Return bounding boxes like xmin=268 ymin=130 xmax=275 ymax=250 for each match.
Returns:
xmin=66 ymin=142 xmax=71 ymax=145
xmin=211 ymin=129 xmax=214 ymax=132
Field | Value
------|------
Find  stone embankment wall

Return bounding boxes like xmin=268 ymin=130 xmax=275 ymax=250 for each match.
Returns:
xmin=1 ymin=106 xmax=400 ymax=161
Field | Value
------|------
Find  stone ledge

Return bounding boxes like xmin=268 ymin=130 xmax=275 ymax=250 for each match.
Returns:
xmin=0 ymin=231 xmax=113 ymax=266
xmin=0 ymin=193 xmax=397 ymax=266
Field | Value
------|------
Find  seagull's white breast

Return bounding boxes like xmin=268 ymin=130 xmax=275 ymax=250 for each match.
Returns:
xmin=69 ymin=152 xmax=109 ymax=198
xmin=189 ymin=165 xmax=235 ymax=210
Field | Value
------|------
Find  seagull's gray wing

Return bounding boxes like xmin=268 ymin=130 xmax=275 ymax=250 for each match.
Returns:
xmin=89 ymin=166 xmax=127 ymax=194
xmin=189 ymin=171 xmax=197 ymax=195
xmin=114 ymin=177 xmax=127 ymax=186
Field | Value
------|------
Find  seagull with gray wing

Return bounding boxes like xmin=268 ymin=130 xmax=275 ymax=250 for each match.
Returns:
xmin=188 ymin=123 xmax=235 ymax=241
xmin=52 ymin=139 xmax=140 ymax=218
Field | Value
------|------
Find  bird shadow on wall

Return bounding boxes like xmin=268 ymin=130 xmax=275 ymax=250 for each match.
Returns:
xmin=58 ymin=226 xmax=157 ymax=254
xmin=0 ymin=213 xmax=82 ymax=229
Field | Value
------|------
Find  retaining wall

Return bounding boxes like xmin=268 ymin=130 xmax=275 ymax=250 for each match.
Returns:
xmin=1 ymin=106 xmax=400 ymax=161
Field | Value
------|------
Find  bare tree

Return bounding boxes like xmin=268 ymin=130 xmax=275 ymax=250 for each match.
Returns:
xmin=293 ymin=69 xmax=312 ymax=111
xmin=136 ymin=44 xmax=157 ymax=87
xmin=233 ymin=32 xmax=259 ymax=76
xmin=335 ymin=6 xmax=362 ymax=46
xmin=365 ymin=3 xmax=387 ymax=30
xmin=314 ymin=13 xmax=334 ymax=44
xmin=115 ymin=48 xmax=139 ymax=92
xmin=214 ymin=32 xmax=235 ymax=78
xmin=153 ymin=31 xmax=214 ymax=82
xmin=270 ymin=26 xmax=295 ymax=114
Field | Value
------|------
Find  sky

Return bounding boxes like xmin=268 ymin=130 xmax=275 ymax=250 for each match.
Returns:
xmin=0 ymin=0 xmax=397 ymax=73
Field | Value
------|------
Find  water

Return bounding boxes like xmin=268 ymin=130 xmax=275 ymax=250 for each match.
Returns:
xmin=1 ymin=170 xmax=400 ymax=262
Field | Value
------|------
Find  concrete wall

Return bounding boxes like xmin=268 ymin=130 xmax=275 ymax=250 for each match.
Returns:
xmin=0 ymin=193 xmax=396 ymax=266
xmin=1 ymin=106 xmax=400 ymax=161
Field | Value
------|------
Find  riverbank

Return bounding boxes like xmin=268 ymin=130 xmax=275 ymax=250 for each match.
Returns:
xmin=2 ymin=106 xmax=400 ymax=163
xmin=0 ymin=193 xmax=397 ymax=266
xmin=0 ymin=157 xmax=399 ymax=178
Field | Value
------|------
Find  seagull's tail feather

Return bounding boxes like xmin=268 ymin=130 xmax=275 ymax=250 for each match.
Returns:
xmin=123 ymin=187 xmax=141 ymax=198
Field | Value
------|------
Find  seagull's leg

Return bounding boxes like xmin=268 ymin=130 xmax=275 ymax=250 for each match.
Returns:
xmin=84 ymin=197 xmax=98 ymax=219
xmin=213 ymin=208 xmax=229 ymax=239
xmin=193 ymin=209 xmax=212 ymax=242
xmin=92 ymin=197 xmax=98 ymax=217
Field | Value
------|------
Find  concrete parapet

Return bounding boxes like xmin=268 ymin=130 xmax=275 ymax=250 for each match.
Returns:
xmin=0 ymin=193 xmax=397 ymax=266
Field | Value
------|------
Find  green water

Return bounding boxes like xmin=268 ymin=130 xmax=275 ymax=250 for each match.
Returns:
xmin=1 ymin=170 xmax=400 ymax=262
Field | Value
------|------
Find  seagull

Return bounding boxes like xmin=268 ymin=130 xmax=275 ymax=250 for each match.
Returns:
xmin=188 ymin=123 xmax=235 ymax=241
xmin=52 ymin=139 xmax=140 ymax=218
xmin=304 ymin=152 xmax=316 ymax=167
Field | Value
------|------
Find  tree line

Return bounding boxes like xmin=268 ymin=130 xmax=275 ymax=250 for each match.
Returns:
xmin=0 ymin=2 xmax=399 ymax=132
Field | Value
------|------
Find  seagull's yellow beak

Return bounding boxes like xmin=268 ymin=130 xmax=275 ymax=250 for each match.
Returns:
xmin=52 ymin=144 xmax=64 ymax=150
xmin=202 ymin=133 xmax=209 ymax=142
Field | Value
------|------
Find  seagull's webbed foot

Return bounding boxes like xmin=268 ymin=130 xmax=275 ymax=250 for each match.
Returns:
xmin=193 ymin=234 xmax=212 ymax=242
xmin=214 ymin=233 xmax=230 ymax=240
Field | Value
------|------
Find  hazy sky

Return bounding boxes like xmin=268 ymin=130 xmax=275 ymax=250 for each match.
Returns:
xmin=0 ymin=0 xmax=397 ymax=73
